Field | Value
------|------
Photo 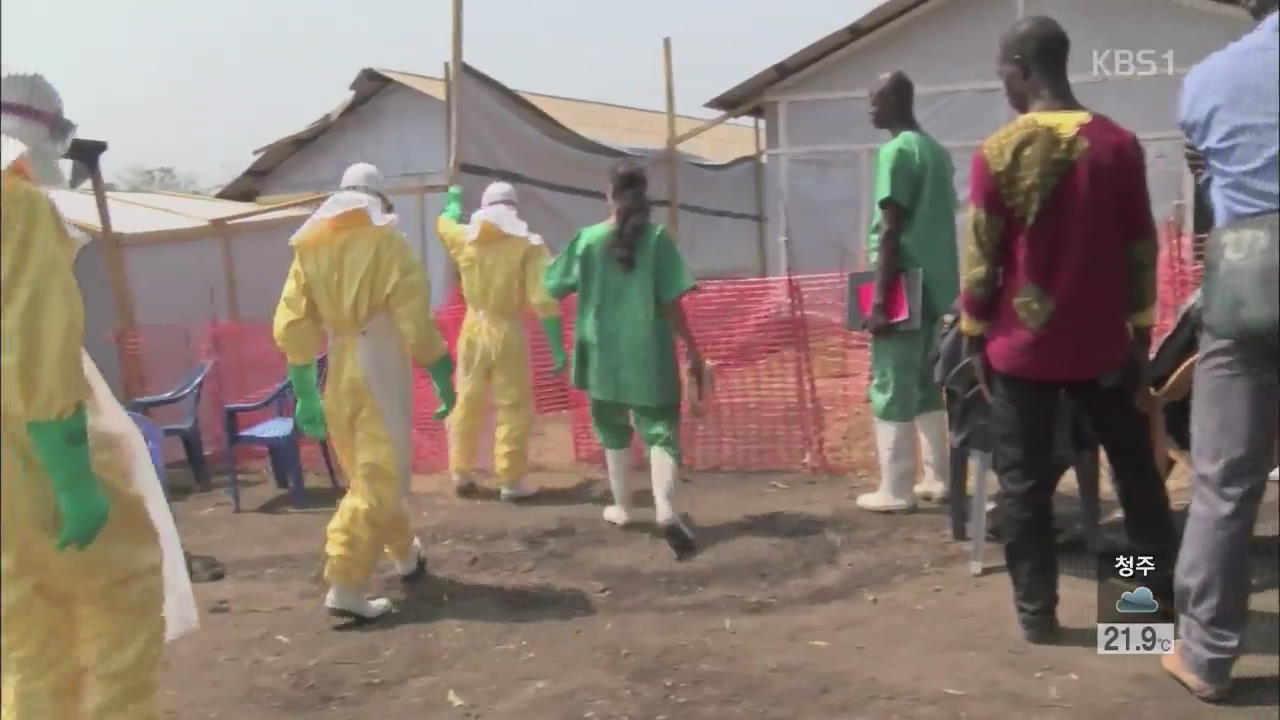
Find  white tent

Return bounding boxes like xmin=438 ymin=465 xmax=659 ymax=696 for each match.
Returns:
xmin=702 ymin=0 xmax=1253 ymax=275
xmin=452 ymin=66 xmax=765 ymax=280
xmin=51 ymin=188 xmax=313 ymax=393
xmin=219 ymin=65 xmax=765 ymax=306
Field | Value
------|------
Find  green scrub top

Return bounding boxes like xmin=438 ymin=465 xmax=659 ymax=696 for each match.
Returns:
xmin=866 ymin=129 xmax=960 ymax=317
xmin=544 ymin=222 xmax=695 ymax=408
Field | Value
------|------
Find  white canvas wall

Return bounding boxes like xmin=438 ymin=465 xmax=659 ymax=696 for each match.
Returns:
xmin=455 ymin=68 xmax=765 ymax=279
xmin=760 ymin=0 xmax=1252 ymax=274
xmin=256 ymin=84 xmax=454 ymax=307
xmin=84 ymin=218 xmax=303 ymax=397
xmin=257 ymin=85 xmax=448 ymax=195
xmin=125 ymin=238 xmax=230 ymax=327
xmin=1029 ymin=0 xmax=1251 ymax=76
xmin=228 ymin=223 xmax=307 ymax=321
xmin=75 ymin=240 xmax=124 ymax=393
xmin=776 ymin=0 xmax=1018 ymax=97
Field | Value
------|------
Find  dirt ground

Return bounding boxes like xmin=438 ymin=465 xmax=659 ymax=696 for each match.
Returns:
xmin=161 ymin=447 xmax=1278 ymax=720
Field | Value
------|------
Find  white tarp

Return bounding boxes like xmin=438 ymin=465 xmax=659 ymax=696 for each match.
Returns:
xmin=454 ymin=66 xmax=764 ymax=278
xmin=760 ymin=0 xmax=1253 ymax=275
xmin=50 ymin=190 xmax=310 ymax=394
xmin=247 ymin=66 xmax=765 ymax=305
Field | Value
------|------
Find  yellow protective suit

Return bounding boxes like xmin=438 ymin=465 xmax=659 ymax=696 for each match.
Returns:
xmin=436 ymin=215 xmax=560 ymax=487
xmin=274 ymin=209 xmax=447 ymax=589
xmin=1 ymin=163 xmax=166 ymax=719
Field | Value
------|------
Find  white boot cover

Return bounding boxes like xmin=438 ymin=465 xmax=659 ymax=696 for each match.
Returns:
xmin=857 ymin=419 xmax=919 ymax=513
xmin=393 ymin=536 xmax=425 ymax=576
xmin=500 ymin=477 xmax=538 ymax=501
xmin=914 ymin=411 xmax=951 ymax=501
xmin=325 ymin=585 xmax=392 ymax=621
xmin=602 ymin=449 xmax=633 ymax=526
xmin=650 ymin=447 xmax=697 ymax=560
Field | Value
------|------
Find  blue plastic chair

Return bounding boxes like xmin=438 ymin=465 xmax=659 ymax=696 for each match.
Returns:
xmin=129 ymin=411 xmax=169 ymax=501
xmin=128 ymin=361 xmax=214 ymax=489
xmin=222 ymin=355 xmax=338 ymax=512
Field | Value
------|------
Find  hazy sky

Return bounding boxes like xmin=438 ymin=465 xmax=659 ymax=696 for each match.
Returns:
xmin=2 ymin=0 xmax=878 ymax=187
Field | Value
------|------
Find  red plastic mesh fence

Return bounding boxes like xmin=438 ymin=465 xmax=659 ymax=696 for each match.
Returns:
xmin=113 ymin=226 xmax=1201 ymax=478
xmin=564 ymin=277 xmax=821 ymax=471
xmin=1154 ymin=221 xmax=1203 ymax=342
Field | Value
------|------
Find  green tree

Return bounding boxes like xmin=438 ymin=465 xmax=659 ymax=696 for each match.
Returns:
xmin=115 ymin=166 xmax=201 ymax=193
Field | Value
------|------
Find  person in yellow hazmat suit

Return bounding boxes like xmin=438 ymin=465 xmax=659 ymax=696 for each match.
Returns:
xmin=274 ymin=162 xmax=457 ymax=624
xmin=1 ymin=68 xmax=198 ymax=720
xmin=436 ymin=182 xmax=566 ymax=501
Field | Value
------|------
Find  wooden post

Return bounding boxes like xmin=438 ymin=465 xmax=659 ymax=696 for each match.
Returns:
xmin=217 ymin=231 xmax=241 ymax=321
xmin=662 ymin=36 xmax=680 ymax=239
xmin=417 ymin=189 xmax=429 ymax=259
xmin=448 ymin=0 xmax=464 ymax=185
xmin=443 ymin=61 xmax=453 ymax=185
xmin=88 ymin=167 xmax=145 ymax=398
xmin=752 ymin=116 xmax=768 ymax=276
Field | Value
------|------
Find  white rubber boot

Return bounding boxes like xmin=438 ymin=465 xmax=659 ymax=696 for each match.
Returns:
xmin=500 ymin=477 xmax=538 ymax=502
xmin=651 ymin=447 xmax=697 ymax=560
xmin=856 ymin=419 xmax=919 ymax=513
xmin=914 ymin=411 xmax=950 ymax=502
xmin=452 ymin=470 xmax=477 ymax=497
xmin=325 ymin=585 xmax=392 ymax=622
xmin=393 ymin=536 xmax=426 ymax=581
xmin=602 ymin=449 xmax=633 ymax=526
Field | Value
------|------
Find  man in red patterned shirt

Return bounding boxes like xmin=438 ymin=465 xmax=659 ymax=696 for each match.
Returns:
xmin=959 ymin=16 xmax=1178 ymax=644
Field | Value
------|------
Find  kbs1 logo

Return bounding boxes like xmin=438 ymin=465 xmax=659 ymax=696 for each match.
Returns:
xmin=1091 ymin=49 xmax=1176 ymax=77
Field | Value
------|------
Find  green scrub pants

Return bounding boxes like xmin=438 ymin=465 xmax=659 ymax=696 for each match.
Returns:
xmin=589 ymin=399 xmax=681 ymax=463
xmin=869 ymin=315 xmax=945 ymax=422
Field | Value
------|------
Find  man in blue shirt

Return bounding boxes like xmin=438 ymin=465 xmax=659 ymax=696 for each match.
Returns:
xmin=1163 ymin=0 xmax=1279 ymax=703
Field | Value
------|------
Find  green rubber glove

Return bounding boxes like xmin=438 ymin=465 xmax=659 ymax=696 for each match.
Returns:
xmin=427 ymin=354 xmax=457 ymax=420
xmin=287 ymin=363 xmax=328 ymax=440
xmin=27 ymin=405 xmax=111 ymax=551
xmin=442 ymin=185 xmax=464 ymax=223
xmin=540 ymin=316 xmax=567 ymax=376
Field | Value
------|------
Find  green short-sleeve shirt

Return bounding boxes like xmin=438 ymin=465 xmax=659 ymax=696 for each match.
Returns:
xmin=544 ymin=222 xmax=695 ymax=407
xmin=866 ymin=130 xmax=960 ymax=316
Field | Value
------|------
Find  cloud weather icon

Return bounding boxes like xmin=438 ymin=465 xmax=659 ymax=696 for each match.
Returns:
xmin=1116 ymin=586 xmax=1160 ymax=614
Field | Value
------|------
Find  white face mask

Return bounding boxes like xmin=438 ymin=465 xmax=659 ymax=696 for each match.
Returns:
xmin=0 ymin=130 xmax=65 ymax=187
xmin=66 ymin=220 xmax=91 ymax=254
xmin=465 ymin=203 xmax=537 ymax=243
xmin=1 ymin=106 xmax=75 ymax=188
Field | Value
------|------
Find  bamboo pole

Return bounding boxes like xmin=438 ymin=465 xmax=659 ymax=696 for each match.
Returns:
xmin=443 ymin=60 xmax=453 ymax=184
xmin=752 ymin=117 xmax=768 ymax=276
xmin=215 ymin=192 xmax=329 ymax=222
xmin=217 ymin=232 xmax=241 ymax=321
xmin=417 ymin=188 xmax=429 ymax=259
xmin=442 ymin=59 xmax=462 ymax=294
xmin=662 ymin=36 xmax=679 ymax=239
xmin=88 ymin=166 xmax=145 ymax=398
xmin=670 ymin=96 xmax=765 ymax=147
xmin=388 ymin=183 xmax=449 ymax=196
xmin=448 ymin=0 xmax=464 ymax=185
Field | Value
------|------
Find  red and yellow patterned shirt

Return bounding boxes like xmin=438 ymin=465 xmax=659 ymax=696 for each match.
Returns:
xmin=959 ymin=111 xmax=1157 ymax=381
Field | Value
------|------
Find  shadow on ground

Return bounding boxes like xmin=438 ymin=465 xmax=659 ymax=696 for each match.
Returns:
xmin=331 ymin=573 xmax=595 ymax=632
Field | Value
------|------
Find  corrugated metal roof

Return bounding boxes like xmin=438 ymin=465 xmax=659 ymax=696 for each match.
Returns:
xmin=51 ymin=188 xmax=311 ymax=240
xmin=220 ymin=65 xmax=757 ymax=201
xmin=703 ymin=0 xmax=1249 ymax=114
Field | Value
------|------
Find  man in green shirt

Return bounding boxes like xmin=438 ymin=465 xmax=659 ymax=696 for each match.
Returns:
xmin=858 ymin=71 xmax=960 ymax=513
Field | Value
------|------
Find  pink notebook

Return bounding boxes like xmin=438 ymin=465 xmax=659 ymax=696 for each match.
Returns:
xmin=856 ymin=275 xmax=910 ymax=323
xmin=845 ymin=269 xmax=923 ymax=331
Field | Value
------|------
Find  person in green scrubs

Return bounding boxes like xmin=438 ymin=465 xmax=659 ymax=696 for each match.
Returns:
xmin=544 ymin=161 xmax=704 ymax=560
xmin=859 ymin=71 xmax=960 ymax=513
